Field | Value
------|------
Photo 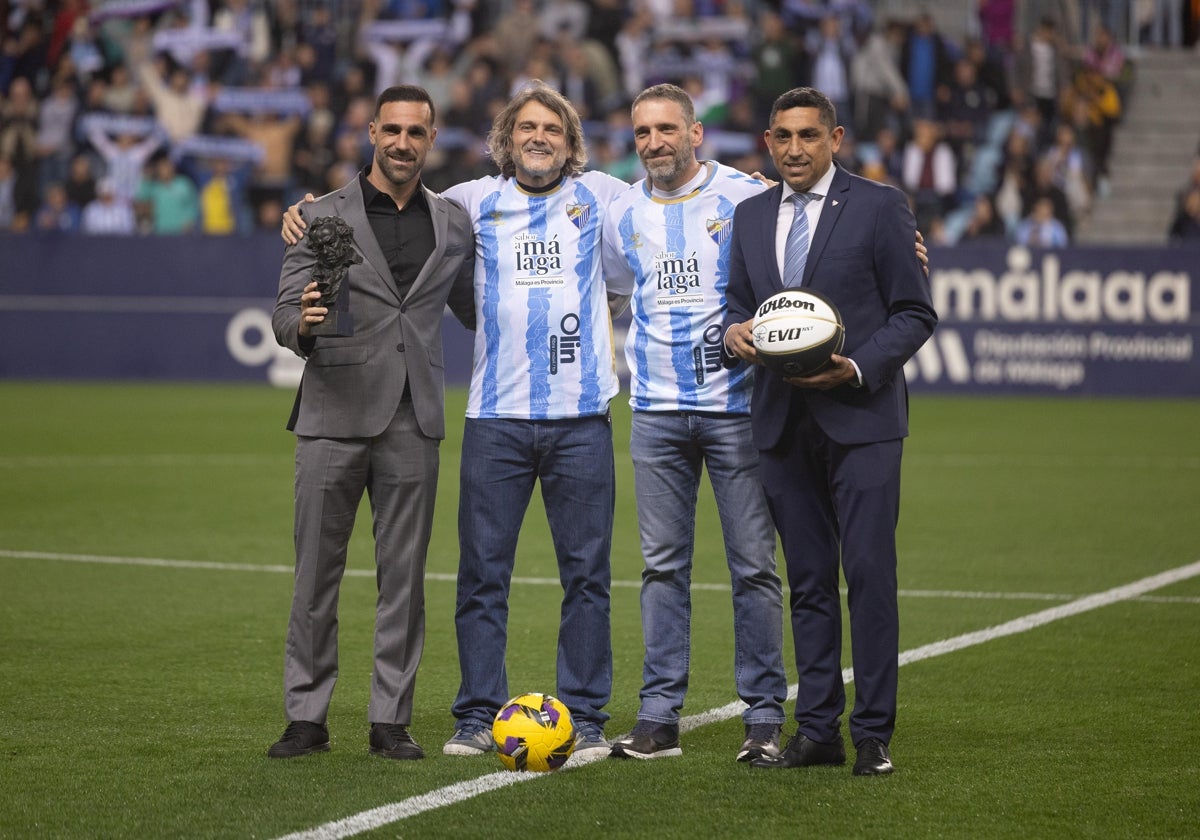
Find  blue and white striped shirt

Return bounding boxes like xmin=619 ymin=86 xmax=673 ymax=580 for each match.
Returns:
xmin=445 ymin=171 xmax=632 ymax=420
xmin=601 ymin=162 xmax=767 ymax=414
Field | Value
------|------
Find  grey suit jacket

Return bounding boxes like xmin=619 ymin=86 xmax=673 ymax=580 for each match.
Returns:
xmin=273 ymin=176 xmax=476 ymax=440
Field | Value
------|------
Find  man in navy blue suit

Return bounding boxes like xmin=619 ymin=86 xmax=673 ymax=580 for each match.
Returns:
xmin=723 ymin=87 xmax=937 ymax=776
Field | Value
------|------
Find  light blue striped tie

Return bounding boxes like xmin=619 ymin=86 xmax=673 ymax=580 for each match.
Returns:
xmin=783 ymin=192 xmax=813 ymax=288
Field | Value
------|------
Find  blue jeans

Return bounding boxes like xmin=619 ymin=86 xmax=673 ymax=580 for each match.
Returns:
xmin=452 ymin=415 xmax=614 ymax=728
xmin=629 ymin=411 xmax=787 ymax=726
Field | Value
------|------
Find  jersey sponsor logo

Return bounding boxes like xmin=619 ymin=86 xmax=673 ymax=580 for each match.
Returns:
xmin=512 ymin=232 xmax=564 ymax=286
xmin=690 ymin=323 xmax=725 ymax=385
xmin=653 ymin=250 xmax=703 ymax=307
xmin=548 ymin=312 xmax=582 ymax=375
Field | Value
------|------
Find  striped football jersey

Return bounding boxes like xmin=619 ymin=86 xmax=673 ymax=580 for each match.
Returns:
xmin=445 ymin=171 xmax=633 ymax=420
xmin=601 ymin=162 xmax=767 ymax=414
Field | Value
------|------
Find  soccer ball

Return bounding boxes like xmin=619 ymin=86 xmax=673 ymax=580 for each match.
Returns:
xmin=492 ymin=693 xmax=576 ymax=772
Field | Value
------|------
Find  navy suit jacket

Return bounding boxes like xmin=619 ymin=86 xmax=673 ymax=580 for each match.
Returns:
xmin=723 ymin=165 xmax=937 ymax=449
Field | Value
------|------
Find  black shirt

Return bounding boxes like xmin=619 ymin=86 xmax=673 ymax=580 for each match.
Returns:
xmin=359 ymin=168 xmax=435 ymax=300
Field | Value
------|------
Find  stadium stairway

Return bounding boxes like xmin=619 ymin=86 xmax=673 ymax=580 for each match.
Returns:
xmin=1076 ymin=47 xmax=1200 ymax=244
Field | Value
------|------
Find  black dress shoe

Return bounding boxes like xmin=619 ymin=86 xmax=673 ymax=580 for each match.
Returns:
xmin=267 ymin=721 xmax=330 ymax=758
xmin=749 ymin=733 xmax=845 ymax=769
xmin=370 ymin=723 xmax=425 ymax=760
xmin=853 ymin=737 xmax=894 ymax=776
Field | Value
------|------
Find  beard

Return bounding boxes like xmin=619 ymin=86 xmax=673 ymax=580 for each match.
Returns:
xmin=375 ymin=148 xmax=421 ymax=188
xmin=515 ymin=143 xmax=565 ymax=180
xmin=641 ymin=145 xmax=691 ymax=185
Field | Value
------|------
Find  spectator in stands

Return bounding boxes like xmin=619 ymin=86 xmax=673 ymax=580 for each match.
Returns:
xmin=1 ymin=76 xmax=39 ymax=176
xmin=540 ymin=0 xmax=590 ymax=41
xmin=1027 ymin=157 xmax=1076 ymax=238
xmin=1016 ymin=195 xmax=1070 ymax=246
xmin=1018 ymin=0 xmax=1081 ymax=45
xmin=211 ymin=0 xmax=272 ymax=85
xmin=1175 ymin=155 xmax=1200 ymax=210
xmin=939 ymin=56 xmax=994 ymax=169
xmin=964 ymin=37 xmax=1011 ymax=111
xmin=994 ymin=155 xmax=1030 ymax=234
xmin=65 ymin=15 xmax=105 ymax=82
xmin=1014 ymin=17 xmax=1070 ymax=148
xmin=1167 ymin=188 xmax=1200 ymax=241
xmin=978 ymin=0 xmax=1017 ymax=58
xmin=1042 ymin=122 xmax=1092 ymax=220
xmin=615 ymin=7 xmax=654 ymax=100
xmin=134 ymin=152 xmax=199 ymax=234
xmin=850 ymin=20 xmax=909 ymax=143
xmin=193 ymin=156 xmax=252 ymax=235
xmin=1009 ymin=99 xmax=1046 ymax=151
xmin=299 ymin=6 xmax=339 ymax=84
xmin=692 ymin=34 xmax=741 ymax=121
xmin=902 ymin=117 xmax=958 ymax=232
xmin=81 ymin=176 xmax=136 ymax=235
xmin=34 ymin=181 xmax=81 ymax=232
xmin=557 ymin=38 xmax=604 ymax=121
xmin=1061 ymin=65 xmax=1120 ymax=194
xmin=131 ymin=46 xmax=213 ymax=145
xmin=901 ymin=13 xmax=954 ymax=120
xmin=86 ymin=120 xmax=166 ymax=203
xmin=492 ymin=0 xmax=541 ymax=78
xmin=752 ymin=10 xmax=803 ymax=126
xmin=219 ymin=108 xmax=302 ymax=198
xmin=0 ymin=156 xmax=20 ymax=231
xmin=103 ymin=62 xmax=141 ymax=113
xmin=1080 ymin=24 xmax=1131 ymax=100
xmin=585 ymin=0 xmax=625 ymax=64
xmin=64 ymin=152 xmax=97 ymax=209
xmin=806 ymin=14 xmax=855 ymax=135
xmin=292 ymin=105 xmax=337 ymax=197
xmin=35 ymin=75 xmax=79 ymax=189
xmin=872 ymin=124 xmax=905 ymax=185
xmin=253 ymin=192 xmax=283 ymax=231
xmin=1 ymin=14 xmax=49 ymax=95
xmin=961 ymin=193 xmax=1008 ymax=241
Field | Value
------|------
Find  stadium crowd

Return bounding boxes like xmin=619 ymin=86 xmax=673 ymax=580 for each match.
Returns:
xmin=1 ymin=0 xmax=1198 ymax=242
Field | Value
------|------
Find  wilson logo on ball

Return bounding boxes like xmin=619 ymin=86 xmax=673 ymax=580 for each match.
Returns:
xmin=752 ymin=289 xmax=845 ymax=378
xmin=756 ymin=295 xmax=818 ymax=316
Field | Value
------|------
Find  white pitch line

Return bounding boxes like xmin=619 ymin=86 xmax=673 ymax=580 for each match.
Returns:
xmin=271 ymin=558 xmax=1200 ymax=840
xmin=6 ymin=550 xmax=1200 ymax=604
xmin=5 ymin=547 xmax=1199 ymax=833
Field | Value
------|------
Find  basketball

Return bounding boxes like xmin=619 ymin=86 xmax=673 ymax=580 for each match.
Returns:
xmin=751 ymin=289 xmax=845 ymax=377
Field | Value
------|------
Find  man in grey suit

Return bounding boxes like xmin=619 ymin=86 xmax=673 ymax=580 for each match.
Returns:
xmin=267 ymin=85 xmax=476 ymax=760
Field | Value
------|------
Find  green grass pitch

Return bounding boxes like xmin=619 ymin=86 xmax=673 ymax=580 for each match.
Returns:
xmin=1 ymin=382 xmax=1198 ymax=838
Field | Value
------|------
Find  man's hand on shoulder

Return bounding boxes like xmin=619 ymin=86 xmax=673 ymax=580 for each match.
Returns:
xmin=282 ymin=193 xmax=317 ymax=245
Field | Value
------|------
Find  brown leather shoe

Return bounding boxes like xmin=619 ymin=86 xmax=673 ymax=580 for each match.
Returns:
xmin=749 ymin=733 xmax=845 ymax=769
xmin=369 ymin=723 xmax=425 ymax=760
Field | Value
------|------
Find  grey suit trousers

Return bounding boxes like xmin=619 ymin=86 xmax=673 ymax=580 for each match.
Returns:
xmin=283 ymin=400 xmax=437 ymax=725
